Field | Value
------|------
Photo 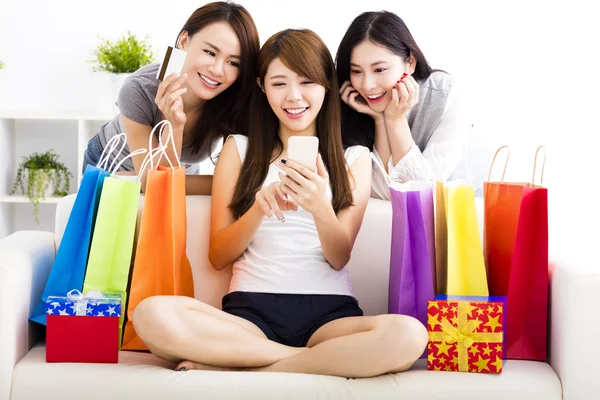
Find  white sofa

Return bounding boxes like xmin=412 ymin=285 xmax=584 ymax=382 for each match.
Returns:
xmin=0 ymin=195 xmax=597 ymax=400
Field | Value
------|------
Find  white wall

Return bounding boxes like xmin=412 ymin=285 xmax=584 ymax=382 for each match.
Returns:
xmin=0 ymin=0 xmax=599 ymax=251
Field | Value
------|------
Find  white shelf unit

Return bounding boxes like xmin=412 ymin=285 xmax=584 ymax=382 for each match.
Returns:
xmin=0 ymin=112 xmax=113 ymax=238
xmin=0 ymin=195 xmax=63 ymax=204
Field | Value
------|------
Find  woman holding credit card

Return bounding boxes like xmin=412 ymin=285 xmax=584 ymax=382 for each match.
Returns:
xmin=336 ymin=11 xmax=470 ymax=199
xmin=81 ymin=1 xmax=260 ymax=194
xmin=132 ymin=29 xmax=428 ymax=378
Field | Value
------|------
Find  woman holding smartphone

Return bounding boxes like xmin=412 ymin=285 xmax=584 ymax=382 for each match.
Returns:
xmin=81 ymin=1 xmax=260 ymax=194
xmin=336 ymin=11 xmax=470 ymax=199
xmin=132 ymin=28 xmax=428 ymax=378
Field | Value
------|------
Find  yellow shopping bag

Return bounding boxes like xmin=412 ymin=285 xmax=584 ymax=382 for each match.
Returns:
xmin=435 ymin=181 xmax=488 ymax=296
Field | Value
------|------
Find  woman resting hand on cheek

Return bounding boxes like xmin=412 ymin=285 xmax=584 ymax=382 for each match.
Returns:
xmin=337 ymin=11 xmax=470 ymax=199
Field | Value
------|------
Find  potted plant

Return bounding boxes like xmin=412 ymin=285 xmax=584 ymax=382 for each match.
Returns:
xmin=89 ymin=31 xmax=155 ymax=114
xmin=11 ymin=150 xmax=72 ymax=226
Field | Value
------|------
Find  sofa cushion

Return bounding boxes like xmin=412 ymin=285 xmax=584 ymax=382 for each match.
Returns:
xmin=11 ymin=342 xmax=561 ymax=400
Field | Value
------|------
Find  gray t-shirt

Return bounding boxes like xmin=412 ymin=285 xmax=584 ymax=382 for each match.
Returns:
xmin=97 ymin=63 xmax=217 ymax=173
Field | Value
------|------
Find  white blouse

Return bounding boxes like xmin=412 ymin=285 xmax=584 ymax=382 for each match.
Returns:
xmin=370 ymin=80 xmax=470 ymax=200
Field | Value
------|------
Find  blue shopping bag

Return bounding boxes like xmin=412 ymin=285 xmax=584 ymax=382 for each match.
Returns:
xmin=30 ymin=165 xmax=110 ymax=325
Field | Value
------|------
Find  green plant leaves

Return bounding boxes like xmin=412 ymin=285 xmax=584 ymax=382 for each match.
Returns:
xmin=10 ymin=150 xmax=73 ymax=226
xmin=90 ymin=31 xmax=155 ymax=73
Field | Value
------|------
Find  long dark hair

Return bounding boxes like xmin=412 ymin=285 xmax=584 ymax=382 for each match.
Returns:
xmin=229 ymin=29 xmax=353 ymax=219
xmin=175 ymin=1 xmax=260 ymax=155
xmin=335 ymin=11 xmax=434 ymax=150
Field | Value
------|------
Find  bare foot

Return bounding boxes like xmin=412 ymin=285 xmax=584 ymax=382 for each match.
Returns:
xmin=175 ymin=360 xmax=194 ymax=371
xmin=175 ymin=360 xmax=237 ymax=372
xmin=175 ymin=347 xmax=309 ymax=372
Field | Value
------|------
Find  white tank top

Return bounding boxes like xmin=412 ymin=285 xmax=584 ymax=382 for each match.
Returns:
xmin=228 ymin=134 xmax=367 ymax=297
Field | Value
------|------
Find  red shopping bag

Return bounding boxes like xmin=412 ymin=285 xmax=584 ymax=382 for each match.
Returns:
xmin=484 ymin=146 xmax=548 ymax=360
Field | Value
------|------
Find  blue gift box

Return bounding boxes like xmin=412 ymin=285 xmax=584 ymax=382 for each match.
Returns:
xmin=45 ymin=290 xmax=122 ymax=317
xmin=434 ymin=294 xmax=506 ymax=304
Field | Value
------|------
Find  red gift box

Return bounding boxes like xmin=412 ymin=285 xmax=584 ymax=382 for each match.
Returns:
xmin=427 ymin=296 xmax=504 ymax=373
xmin=45 ymin=291 xmax=121 ymax=363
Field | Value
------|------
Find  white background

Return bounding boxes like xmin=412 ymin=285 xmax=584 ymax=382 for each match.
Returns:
xmin=0 ymin=0 xmax=599 ymax=253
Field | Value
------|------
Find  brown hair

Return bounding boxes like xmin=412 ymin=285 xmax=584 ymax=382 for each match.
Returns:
xmin=229 ymin=29 xmax=353 ymax=219
xmin=175 ymin=1 xmax=260 ymax=155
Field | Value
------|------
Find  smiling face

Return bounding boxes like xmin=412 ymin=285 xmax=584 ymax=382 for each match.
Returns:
xmin=178 ymin=21 xmax=242 ymax=100
xmin=349 ymin=40 xmax=414 ymax=113
xmin=262 ymin=58 xmax=326 ymax=136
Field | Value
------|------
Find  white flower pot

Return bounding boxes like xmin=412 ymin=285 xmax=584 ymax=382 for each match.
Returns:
xmin=110 ymin=73 xmax=132 ymax=115
xmin=25 ymin=168 xmax=56 ymax=198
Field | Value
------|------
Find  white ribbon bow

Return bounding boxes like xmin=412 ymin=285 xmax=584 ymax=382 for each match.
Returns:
xmin=66 ymin=289 xmax=105 ymax=316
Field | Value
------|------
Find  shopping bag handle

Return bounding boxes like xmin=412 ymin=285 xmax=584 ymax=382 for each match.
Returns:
xmin=135 ymin=120 xmax=180 ymax=184
xmin=97 ymin=133 xmax=127 ymax=170
xmin=487 ymin=146 xmax=510 ymax=182
xmin=531 ymin=145 xmax=546 ymax=186
xmin=108 ymin=135 xmax=130 ymax=172
xmin=148 ymin=120 xmax=181 ymax=170
xmin=110 ymin=148 xmax=148 ymax=175
xmin=136 ymin=146 xmax=169 ymax=184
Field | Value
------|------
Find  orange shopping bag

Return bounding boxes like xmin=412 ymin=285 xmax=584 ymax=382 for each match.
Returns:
xmin=121 ymin=121 xmax=194 ymax=350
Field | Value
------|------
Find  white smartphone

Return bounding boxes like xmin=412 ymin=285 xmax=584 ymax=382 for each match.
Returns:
xmin=156 ymin=46 xmax=187 ymax=81
xmin=288 ymin=136 xmax=319 ymax=170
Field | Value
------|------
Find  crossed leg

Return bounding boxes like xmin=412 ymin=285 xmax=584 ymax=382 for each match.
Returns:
xmin=131 ymin=296 xmax=305 ymax=369
xmin=255 ymin=314 xmax=429 ymax=377
xmin=135 ymin=296 xmax=429 ymax=378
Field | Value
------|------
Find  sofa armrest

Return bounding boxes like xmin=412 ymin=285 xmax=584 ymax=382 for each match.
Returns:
xmin=0 ymin=231 xmax=55 ymax=400
xmin=548 ymin=250 xmax=600 ymax=400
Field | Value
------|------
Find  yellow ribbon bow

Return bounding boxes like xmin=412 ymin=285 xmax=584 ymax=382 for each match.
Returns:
xmin=440 ymin=318 xmax=481 ymax=348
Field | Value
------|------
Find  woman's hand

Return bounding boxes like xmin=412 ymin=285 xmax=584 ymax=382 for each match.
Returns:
xmin=279 ymin=154 xmax=331 ymax=216
xmin=255 ymin=182 xmax=297 ymax=222
xmin=339 ymin=80 xmax=383 ymax=121
xmin=383 ymin=74 xmax=420 ymax=123
xmin=155 ymin=72 xmax=189 ymax=129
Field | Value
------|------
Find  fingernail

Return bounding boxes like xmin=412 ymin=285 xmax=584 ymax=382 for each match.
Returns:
xmin=397 ymin=80 xmax=400 ymax=84
xmin=279 ymin=216 xmax=285 ymax=223
xmin=402 ymin=73 xmax=408 ymax=78
xmin=279 ymin=159 xmax=288 ymax=165
xmin=183 ymin=73 xmax=188 ymax=79
xmin=177 ymin=367 xmax=186 ymax=371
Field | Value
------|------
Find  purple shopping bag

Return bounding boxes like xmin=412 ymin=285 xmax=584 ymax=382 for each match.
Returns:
xmin=388 ymin=182 xmax=436 ymax=327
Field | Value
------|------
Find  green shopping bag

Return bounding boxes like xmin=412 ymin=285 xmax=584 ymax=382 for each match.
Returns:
xmin=82 ymin=144 xmax=150 ymax=346
xmin=82 ymin=175 xmax=141 ymax=346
